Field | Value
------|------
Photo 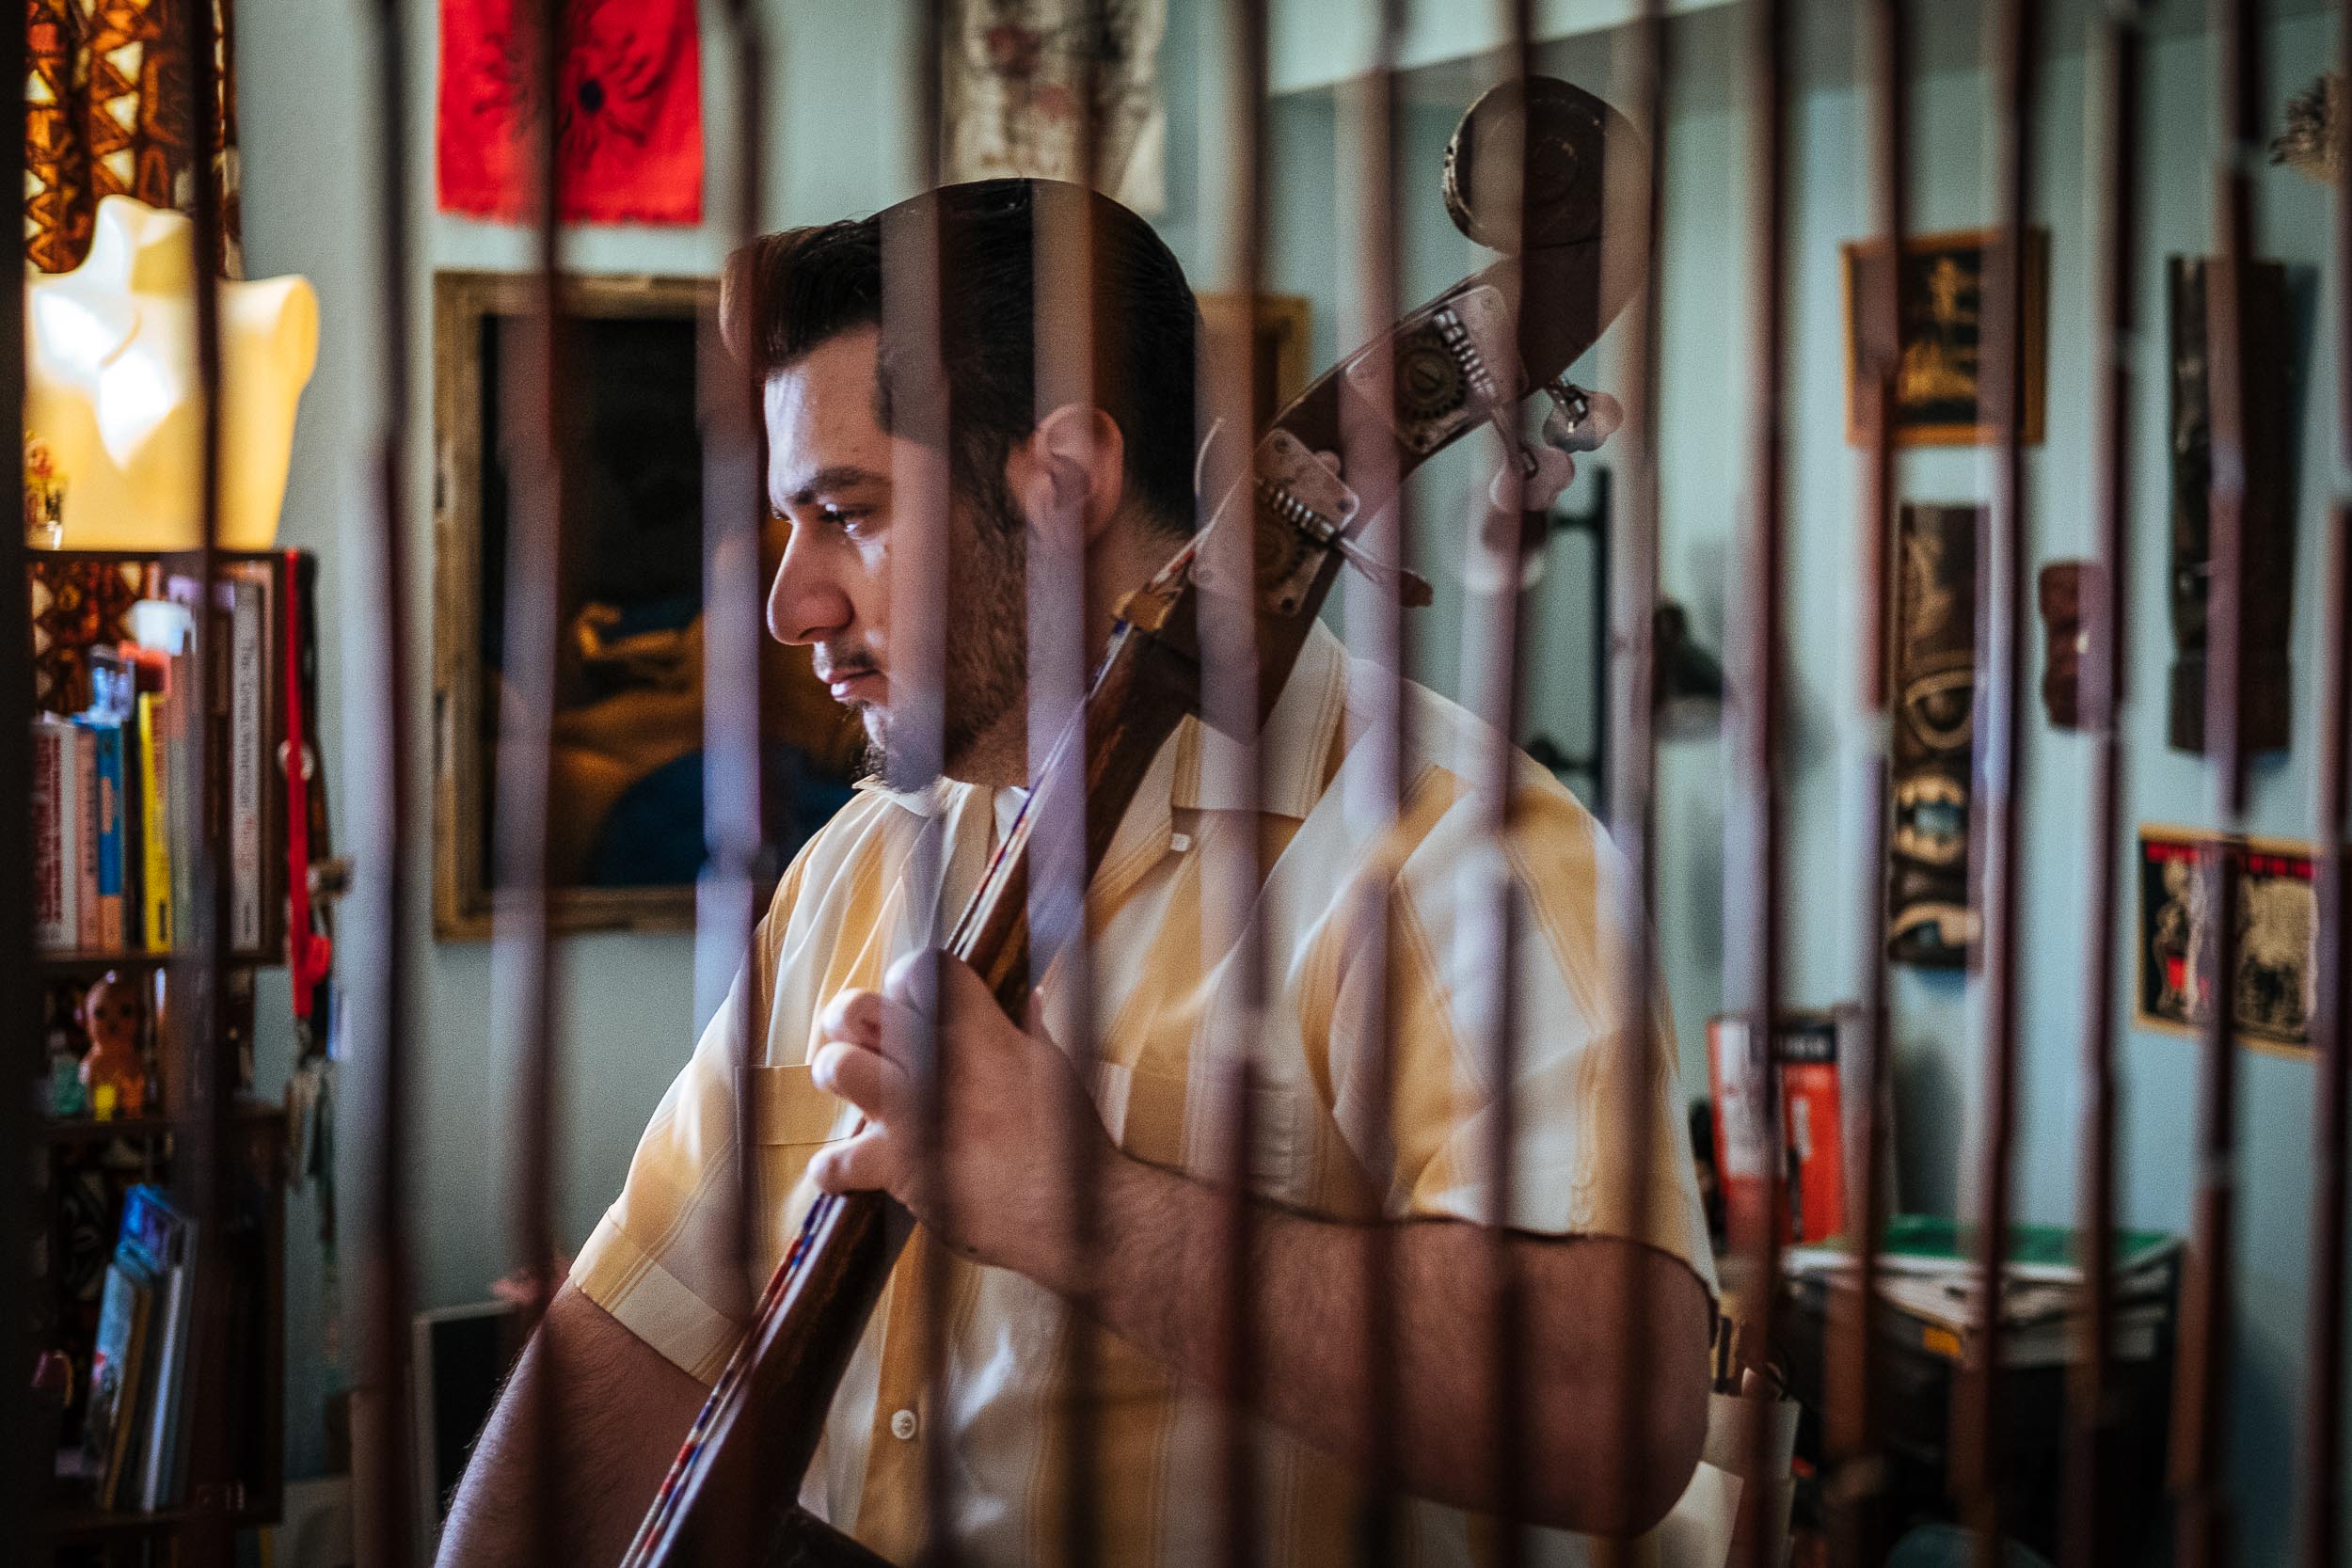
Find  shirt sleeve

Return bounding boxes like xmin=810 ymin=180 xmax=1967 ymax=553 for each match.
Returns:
xmin=568 ymin=848 xmax=816 ymax=1385
xmin=1333 ymin=766 xmax=1718 ymax=1298
xmin=568 ymin=967 xmax=771 ymax=1386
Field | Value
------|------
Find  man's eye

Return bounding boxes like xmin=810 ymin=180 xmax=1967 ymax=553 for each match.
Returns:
xmin=824 ymin=506 xmax=876 ymax=536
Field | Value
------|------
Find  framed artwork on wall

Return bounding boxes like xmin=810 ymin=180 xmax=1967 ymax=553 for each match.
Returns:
xmin=1840 ymin=226 xmax=2048 ymax=447
xmin=2133 ymin=824 xmax=2316 ymax=1057
xmin=430 ymin=270 xmax=866 ymax=942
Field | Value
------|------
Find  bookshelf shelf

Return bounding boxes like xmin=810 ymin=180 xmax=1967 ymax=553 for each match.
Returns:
xmin=35 ymin=948 xmax=278 ymax=973
xmin=34 ymin=1099 xmax=282 ymax=1147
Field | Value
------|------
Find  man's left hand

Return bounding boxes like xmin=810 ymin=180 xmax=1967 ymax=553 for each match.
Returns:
xmin=806 ymin=950 xmax=1113 ymax=1285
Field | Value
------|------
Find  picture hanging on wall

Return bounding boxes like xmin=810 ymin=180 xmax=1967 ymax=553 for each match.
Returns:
xmin=1886 ymin=502 xmax=1981 ymax=968
xmin=1840 ymin=226 xmax=2048 ymax=447
xmin=2134 ymin=824 xmax=2317 ymax=1056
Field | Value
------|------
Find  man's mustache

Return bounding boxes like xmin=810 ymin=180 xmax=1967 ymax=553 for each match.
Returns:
xmin=814 ymin=651 xmax=883 ymax=686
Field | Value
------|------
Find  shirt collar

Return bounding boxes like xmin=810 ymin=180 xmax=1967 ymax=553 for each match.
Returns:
xmin=1168 ymin=617 xmax=1350 ymax=821
xmin=852 ymin=615 xmax=1354 ymax=827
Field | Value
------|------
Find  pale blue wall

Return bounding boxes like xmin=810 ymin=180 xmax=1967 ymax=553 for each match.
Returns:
xmin=228 ymin=0 xmax=2344 ymax=1560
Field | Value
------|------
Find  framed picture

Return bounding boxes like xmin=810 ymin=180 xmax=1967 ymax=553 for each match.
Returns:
xmin=1197 ymin=292 xmax=1312 ymax=417
xmin=430 ymin=271 xmax=865 ymax=942
xmin=2133 ymin=824 xmax=2317 ymax=1056
xmin=1841 ymin=226 xmax=2048 ymax=447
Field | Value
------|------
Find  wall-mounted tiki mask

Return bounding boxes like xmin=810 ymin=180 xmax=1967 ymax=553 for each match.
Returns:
xmin=1888 ymin=503 xmax=1982 ymax=968
xmin=2167 ymin=256 xmax=2293 ymax=755
xmin=2038 ymin=560 xmax=2098 ymax=730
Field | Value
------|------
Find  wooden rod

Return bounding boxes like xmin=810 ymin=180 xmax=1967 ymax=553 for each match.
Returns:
xmin=1602 ymin=0 xmax=1670 ymax=1545
xmin=2297 ymin=0 xmax=2352 ymax=1556
xmin=1729 ymin=0 xmax=1788 ymax=1550
xmin=1336 ymin=3 xmax=1407 ymax=1561
xmin=497 ymin=1 xmax=572 ymax=1561
xmin=1958 ymin=0 xmax=2039 ymax=1556
xmin=2061 ymin=8 xmax=2140 ymax=1567
xmin=0 ymin=0 xmax=33 ymax=1551
xmin=1202 ymin=7 xmax=1270 ymax=1566
xmin=1828 ymin=0 xmax=1906 ymax=1560
xmin=1028 ymin=11 xmax=1108 ymax=1565
xmin=355 ymin=0 xmax=421 ymax=1561
xmin=2169 ymin=0 xmax=2261 ymax=1553
xmin=176 ymin=2 xmax=236 ymax=1558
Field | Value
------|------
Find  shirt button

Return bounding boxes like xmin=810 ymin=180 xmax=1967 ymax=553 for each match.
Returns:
xmin=890 ymin=1407 xmax=918 ymax=1442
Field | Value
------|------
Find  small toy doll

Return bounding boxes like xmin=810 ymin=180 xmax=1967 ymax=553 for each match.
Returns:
xmin=78 ymin=971 xmax=148 ymax=1118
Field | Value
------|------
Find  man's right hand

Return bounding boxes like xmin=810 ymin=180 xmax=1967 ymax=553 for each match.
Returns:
xmin=435 ymin=1281 xmax=706 ymax=1568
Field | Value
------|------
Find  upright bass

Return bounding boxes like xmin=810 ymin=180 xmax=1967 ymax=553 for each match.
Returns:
xmin=620 ymin=74 xmax=1645 ymax=1568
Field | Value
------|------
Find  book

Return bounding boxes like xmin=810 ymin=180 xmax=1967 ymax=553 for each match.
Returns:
xmin=32 ymin=716 xmax=69 ymax=948
xmin=119 ymin=1185 xmax=198 ymax=1510
xmin=1708 ymin=1008 xmax=1895 ymax=1248
xmin=136 ymin=691 xmax=172 ymax=951
xmin=227 ymin=573 xmax=264 ymax=951
xmin=84 ymin=1247 xmax=156 ymax=1508
xmin=72 ymin=721 xmax=100 ymax=950
xmin=76 ymin=715 xmax=126 ymax=950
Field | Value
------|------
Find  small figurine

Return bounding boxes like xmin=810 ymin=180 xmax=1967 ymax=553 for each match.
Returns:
xmin=78 ymin=971 xmax=147 ymax=1118
xmin=43 ymin=1021 xmax=86 ymax=1117
xmin=24 ymin=435 xmax=64 ymax=549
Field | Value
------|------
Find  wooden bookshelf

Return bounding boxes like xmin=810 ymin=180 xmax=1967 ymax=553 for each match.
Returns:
xmin=25 ymin=547 xmax=309 ymax=1568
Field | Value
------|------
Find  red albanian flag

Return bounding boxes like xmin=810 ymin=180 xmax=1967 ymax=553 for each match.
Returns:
xmin=437 ymin=0 xmax=703 ymax=225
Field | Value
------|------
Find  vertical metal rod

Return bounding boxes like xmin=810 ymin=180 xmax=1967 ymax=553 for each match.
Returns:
xmin=2301 ymin=509 xmax=2350 ymax=1568
xmin=2297 ymin=2 xmax=2352 ymax=1558
xmin=177 ymin=2 xmax=234 ymax=1557
xmin=1959 ymin=0 xmax=2038 ymax=1556
xmin=1335 ymin=7 xmax=1406 ymax=1561
xmin=355 ymin=0 xmax=421 ymax=1561
xmin=707 ymin=0 xmax=770 ymax=1551
xmin=1028 ymin=10 xmax=1106 ymax=1564
xmin=1602 ymin=0 xmax=1669 ymax=1536
xmin=2169 ymin=0 xmax=2260 ymax=1549
xmin=882 ymin=8 xmax=954 ymax=1557
xmin=1464 ymin=5 xmax=1536 ymax=1560
xmin=1730 ymin=0 xmax=1788 ymax=1551
xmin=1201 ymin=4 xmax=1269 ymax=1564
xmin=495 ymin=1 xmax=572 ymax=1562
xmin=0 ymin=0 xmax=31 ymax=1551
xmin=1829 ymin=0 xmax=1905 ymax=1558
xmin=2062 ymin=6 xmax=2139 ymax=1567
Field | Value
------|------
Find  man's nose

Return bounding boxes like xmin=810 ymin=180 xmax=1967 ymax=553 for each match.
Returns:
xmin=767 ymin=528 xmax=850 ymax=646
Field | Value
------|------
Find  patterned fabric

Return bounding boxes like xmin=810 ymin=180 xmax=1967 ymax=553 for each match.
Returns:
xmin=573 ymin=622 xmax=1716 ymax=1567
xmin=28 ymin=556 xmax=145 ymax=716
xmin=943 ymin=0 xmax=1166 ymax=215
xmin=436 ymin=0 xmax=703 ymax=225
xmin=24 ymin=0 xmax=243 ymax=276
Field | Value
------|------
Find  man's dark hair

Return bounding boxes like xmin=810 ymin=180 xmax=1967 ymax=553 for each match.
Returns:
xmin=722 ymin=179 xmax=1200 ymax=538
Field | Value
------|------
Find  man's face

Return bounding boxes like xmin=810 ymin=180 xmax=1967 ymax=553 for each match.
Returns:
xmin=764 ymin=326 xmax=1027 ymax=788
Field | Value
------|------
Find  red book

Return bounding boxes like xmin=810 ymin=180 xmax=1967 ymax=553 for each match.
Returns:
xmin=1708 ymin=1008 xmax=1891 ymax=1249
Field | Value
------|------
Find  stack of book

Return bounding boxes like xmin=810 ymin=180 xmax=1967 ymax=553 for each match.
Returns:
xmin=1782 ymin=1214 xmax=2182 ymax=1368
xmin=28 ymin=558 xmax=276 ymax=957
xmin=79 ymin=1185 xmax=200 ymax=1511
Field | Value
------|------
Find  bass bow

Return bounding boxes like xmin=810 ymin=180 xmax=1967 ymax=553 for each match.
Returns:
xmin=619 ymin=73 xmax=1644 ymax=1568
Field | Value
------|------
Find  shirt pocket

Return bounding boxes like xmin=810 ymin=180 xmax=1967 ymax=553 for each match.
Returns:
xmin=1091 ymin=1060 xmax=1311 ymax=1203
xmin=744 ymin=1064 xmax=861 ymax=1271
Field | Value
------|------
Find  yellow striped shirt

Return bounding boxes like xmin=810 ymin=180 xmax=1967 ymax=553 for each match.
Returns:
xmin=572 ymin=621 xmax=1718 ymax=1566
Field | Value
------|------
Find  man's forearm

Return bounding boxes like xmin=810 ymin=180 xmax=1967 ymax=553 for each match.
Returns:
xmin=1046 ymin=1154 xmax=1712 ymax=1537
xmin=437 ymin=1284 xmax=705 ymax=1568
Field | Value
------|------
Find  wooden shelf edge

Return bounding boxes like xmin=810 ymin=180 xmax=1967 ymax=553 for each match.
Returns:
xmin=32 ymin=1099 xmax=286 ymax=1146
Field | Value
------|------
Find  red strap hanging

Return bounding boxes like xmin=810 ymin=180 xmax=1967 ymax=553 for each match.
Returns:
xmin=283 ymin=549 xmax=330 ymax=1019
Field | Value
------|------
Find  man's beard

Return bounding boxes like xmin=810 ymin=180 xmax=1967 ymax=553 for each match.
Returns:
xmin=866 ymin=483 xmax=1029 ymax=791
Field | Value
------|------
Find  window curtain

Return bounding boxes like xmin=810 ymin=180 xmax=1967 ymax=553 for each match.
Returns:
xmin=25 ymin=0 xmax=243 ymax=276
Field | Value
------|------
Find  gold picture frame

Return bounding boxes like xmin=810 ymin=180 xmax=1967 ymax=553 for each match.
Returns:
xmin=431 ymin=270 xmax=864 ymax=942
xmin=1841 ymin=226 xmax=2048 ymax=447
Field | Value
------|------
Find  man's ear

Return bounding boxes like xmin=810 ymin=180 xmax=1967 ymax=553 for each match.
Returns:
xmin=1013 ymin=404 xmax=1127 ymax=546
